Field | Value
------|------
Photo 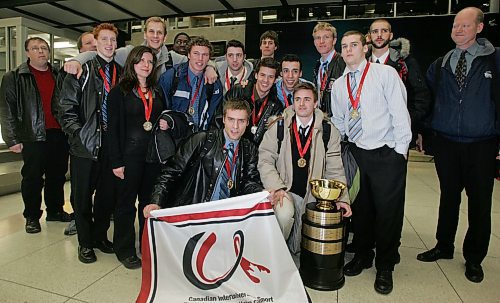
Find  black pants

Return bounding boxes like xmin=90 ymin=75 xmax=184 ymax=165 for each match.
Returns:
xmin=70 ymin=141 xmax=116 ymax=248
xmin=113 ymin=160 xmax=160 ymax=260
xmin=433 ymin=135 xmax=496 ymax=264
xmin=21 ymin=129 xmax=69 ymax=219
xmin=350 ymin=144 xmax=407 ymax=271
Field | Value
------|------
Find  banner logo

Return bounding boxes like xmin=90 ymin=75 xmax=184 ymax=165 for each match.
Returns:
xmin=183 ymin=230 xmax=270 ymax=290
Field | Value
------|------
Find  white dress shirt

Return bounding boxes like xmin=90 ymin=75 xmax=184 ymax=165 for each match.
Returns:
xmin=371 ymin=49 xmax=390 ymax=64
xmin=330 ymin=59 xmax=412 ymax=155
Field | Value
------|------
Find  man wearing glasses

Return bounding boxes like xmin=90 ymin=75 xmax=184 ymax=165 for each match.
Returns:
xmin=0 ymin=37 xmax=72 ymax=234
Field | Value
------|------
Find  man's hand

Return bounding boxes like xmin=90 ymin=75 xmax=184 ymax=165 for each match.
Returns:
xmin=113 ymin=166 xmax=125 ymax=179
xmin=204 ymin=66 xmax=218 ymax=84
xmin=336 ymin=202 xmax=352 ymax=217
xmin=143 ymin=204 xmax=161 ymax=218
xmin=9 ymin=143 xmax=23 ymax=153
xmin=159 ymin=118 xmax=169 ymax=130
xmin=64 ymin=61 xmax=83 ymax=79
xmin=268 ymin=189 xmax=287 ymax=208
xmin=415 ymin=133 xmax=424 ymax=153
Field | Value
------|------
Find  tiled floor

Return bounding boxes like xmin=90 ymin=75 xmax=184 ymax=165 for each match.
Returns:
xmin=0 ymin=161 xmax=498 ymax=303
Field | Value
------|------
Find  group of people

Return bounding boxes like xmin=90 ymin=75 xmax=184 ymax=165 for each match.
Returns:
xmin=0 ymin=5 xmax=496 ymax=296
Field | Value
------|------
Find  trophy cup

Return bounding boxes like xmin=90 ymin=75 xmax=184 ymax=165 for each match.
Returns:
xmin=299 ymin=179 xmax=347 ymax=291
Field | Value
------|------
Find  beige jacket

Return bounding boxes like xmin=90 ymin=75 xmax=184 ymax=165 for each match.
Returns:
xmin=258 ymin=107 xmax=349 ymax=204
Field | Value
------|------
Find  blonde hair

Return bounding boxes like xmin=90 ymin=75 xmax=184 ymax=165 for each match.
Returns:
xmin=144 ymin=16 xmax=166 ymax=35
xmin=312 ymin=22 xmax=337 ymax=38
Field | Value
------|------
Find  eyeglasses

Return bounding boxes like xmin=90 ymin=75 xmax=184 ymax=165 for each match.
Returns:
xmin=29 ymin=46 xmax=49 ymax=52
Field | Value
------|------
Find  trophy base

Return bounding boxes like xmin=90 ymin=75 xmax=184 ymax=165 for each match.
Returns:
xmin=300 ymin=202 xmax=346 ymax=291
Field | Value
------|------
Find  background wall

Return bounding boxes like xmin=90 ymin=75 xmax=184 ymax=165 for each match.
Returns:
xmin=245 ymin=12 xmax=500 ymax=81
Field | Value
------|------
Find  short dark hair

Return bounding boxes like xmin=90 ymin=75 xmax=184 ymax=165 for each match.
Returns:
xmin=281 ymin=54 xmax=302 ymax=71
xmin=77 ymin=32 xmax=93 ymax=51
xmin=223 ymin=98 xmax=251 ymax=118
xmin=174 ymin=32 xmax=190 ymax=42
xmin=293 ymin=82 xmax=318 ymax=102
xmin=342 ymin=30 xmax=367 ymax=46
xmin=225 ymin=39 xmax=245 ymax=54
xmin=370 ymin=18 xmax=392 ymax=32
xmin=119 ymin=46 xmax=158 ymax=93
xmin=24 ymin=37 xmax=50 ymax=52
xmin=255 ymin=57 xmax=280 ymax=74
xmin=259 ymin=30 xmax=279 ymax=49
xmin=186 ymin=36 xmax=213 ymax=56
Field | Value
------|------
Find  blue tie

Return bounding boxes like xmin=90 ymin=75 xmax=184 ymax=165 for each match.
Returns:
xmin=102 ymin=63 xmax=111 ymax=128
xmin=348 ymin=71 xmax=363 ymax=142
xmin=219 ymin=143 xmax=234 ymax=200
xmin=191 ymin=76 xmax=200 ymax=127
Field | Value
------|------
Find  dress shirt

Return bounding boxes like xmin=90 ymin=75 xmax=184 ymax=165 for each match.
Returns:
xmin=295 ymin=115 xmax=314 ymax=137
xmin=330 ymin=59 xmax=411 ymax=155
xmin=211 ymin=130 xmax=240 ymax=201
xmin=449 ymin=41 xmax=479 ymax=75
xmin=225 ymin=67 xmax=247 ymax=92
xmin=371 ymin=49 xmax=390 ymax=64
xmin=317 ymin=50 xmax=336 ymax=89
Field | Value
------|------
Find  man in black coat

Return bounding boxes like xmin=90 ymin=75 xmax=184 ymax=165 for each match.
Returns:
xmin=143 ymin=98 xmax=263 ymax=215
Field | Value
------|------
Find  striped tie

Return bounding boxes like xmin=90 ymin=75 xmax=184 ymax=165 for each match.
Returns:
xmin=455 ymin=50 xmax=467 ymax=91
xmin=219 ymin=143 xmax=234 ymax=200
xmin=191 ymin=76 xmax=200 ymax=127
xmin=348 ymin=71 xmax=363 ymax=142
xmin=102 ymin=63 xmax=111 ymax=128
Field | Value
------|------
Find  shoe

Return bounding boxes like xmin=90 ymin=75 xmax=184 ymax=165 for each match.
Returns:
xmin=78 ymin=246 xmax=97 ymax=264
xmin=374 ymin=270 xmax=393 ymax=294
xmin=25 ymin=219 xmax=41 ymax=234
xmin=120 ymin=255 xmax=142 ymax=269
xmin=465 ymin=263 xmax=484 ymax=283
xmin=46 ymin=211 xmax=73 ymax=222
xmin=344 ymin=256 xmax=373 ymax=276
xmin=94 ymin=239 xmax=114 ymax=254
xmin=64 ymin=220 xmax=77 ymax=236
xmin=417 ymin=247 xmax=453 ymax=262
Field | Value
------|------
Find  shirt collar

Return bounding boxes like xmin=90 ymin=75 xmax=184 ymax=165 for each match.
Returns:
xmin=320 ymin=49 xmax=336 ymax=65
xmin=371 ymin=49 xmax=390 ymax=64
xmin=454 ymin=41 xmax=479 ymax=57
xmin=187 ymin=67 xmax=202 ymax=84
xmin=223 ymin=129 xmax=240 ymax=147
xmin=343 ymin=59 xmax=368 ymax=76
xmin=295 ymin=115 xmax=314 ymax=130
xmin=227 ymin=66 xmax=246 ymax=83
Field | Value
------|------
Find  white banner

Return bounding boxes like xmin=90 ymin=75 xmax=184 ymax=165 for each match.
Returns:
xmin=136 ymin=192 xmax=308 ymax=303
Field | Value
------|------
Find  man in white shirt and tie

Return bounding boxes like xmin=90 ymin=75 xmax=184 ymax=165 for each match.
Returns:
xmin=331 ymin=30 xmax=411 ymax=295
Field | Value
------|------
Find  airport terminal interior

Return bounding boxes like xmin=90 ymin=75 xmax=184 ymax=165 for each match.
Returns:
xmin=0 ymin=0 xmax=499 ymax=302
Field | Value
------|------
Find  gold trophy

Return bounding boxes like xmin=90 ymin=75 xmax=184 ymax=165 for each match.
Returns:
xmin=300 ymin=179 xmax=347 ymax=291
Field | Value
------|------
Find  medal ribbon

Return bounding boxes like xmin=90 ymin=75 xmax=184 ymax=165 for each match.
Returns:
xmin=292 ymin=122 xmax=313 ymax=159
xmin=346 ymin=62 xmax=371 ymax=111
xmin=187 ymin=73 xmax=203 ymax=109
xmin=137 ymin=86 xmax=153 ymax=122
xmin=225 ymin=68 xmax=245 ymax=89
xmin=98 ymin=64 xmax=117 ymax=92
xmin=319 ymin=67 xmax=328 ymax=93
xmin=281 ymin=84 xmax=291 ymax=107
xmin=224 ymin=144 xmax=239 ymax=181
xmin=251 ymin=90 xmax=269 ymax=126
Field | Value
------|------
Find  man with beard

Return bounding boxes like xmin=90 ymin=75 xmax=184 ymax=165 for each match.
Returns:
xmin=368 ymin=19 xmax=431 ymax=151
xmin=215 ymin=40 xmax=254 ymax=95
xmin=312 ymin=22 xmax=346 ymax=116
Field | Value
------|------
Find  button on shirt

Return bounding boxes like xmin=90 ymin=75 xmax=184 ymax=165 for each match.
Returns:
xmin=330 ymin=59 xmax=412 ymax=155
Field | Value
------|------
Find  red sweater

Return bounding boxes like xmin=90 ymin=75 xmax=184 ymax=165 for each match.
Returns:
xmin=28 ymin=64 xmax=60 ymax=129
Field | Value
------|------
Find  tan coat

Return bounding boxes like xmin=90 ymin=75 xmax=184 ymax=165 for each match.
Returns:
xmin=258 ymin=107 xmax=349 ymax=204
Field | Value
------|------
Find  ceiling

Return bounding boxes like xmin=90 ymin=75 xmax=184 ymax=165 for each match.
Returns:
xmin=0 ymin=0 xmax=391 ymax=34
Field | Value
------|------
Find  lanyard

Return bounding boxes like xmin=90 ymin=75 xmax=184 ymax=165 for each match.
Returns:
xmin=98 ymin=64 xmax=117 ymax=92
xmin=281 ymin=84 xmax=291 ymax=107
xmin=224 ymin=144 xmax=239 ymax=180
xmin=187 ymin=73 xmax=203 ymax=108
xmin=251 ymin=90 xmax=269 ymax=126
xmin=319 ymin=65 xmax=328 ymax=93
xmin=346 ymin=62 xmax=371 ymax=111
xmin=225 ymin=68 xmax=245 ymax=89
xmin=137 ymin=86 xmax=153 ymax=122
xmin=292 ymin=122 xmax=313 ymax=159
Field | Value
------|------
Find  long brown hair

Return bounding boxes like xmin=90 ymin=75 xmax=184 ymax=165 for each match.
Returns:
xmin=119 ymin=45 xmax=157 ymax=93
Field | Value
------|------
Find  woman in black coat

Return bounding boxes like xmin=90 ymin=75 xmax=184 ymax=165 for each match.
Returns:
xmin=107 ymin=46 xmax=168 ymax=269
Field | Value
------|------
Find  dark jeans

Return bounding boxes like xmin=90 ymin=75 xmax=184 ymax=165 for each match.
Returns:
xmin=21 ymin=129 xmax=69 ymax=219
xmin=350 ymin=144 xmax=407 ymax=271
xmin=113 ymin=160 xmax=160 ymax=260
xmin=433 ymin=135 xmax=496 ymax=264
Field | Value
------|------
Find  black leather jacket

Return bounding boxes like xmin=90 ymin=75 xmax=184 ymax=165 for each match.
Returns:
xmin=54 ymin=57 xmax=121 ymax=160
xmin=313 ymin=52 xmax=346 ymax=117
xmin=0 ymin=61 xmax=58 ymax=146
xmin=150 ymin=128 xmax=263 ymax=208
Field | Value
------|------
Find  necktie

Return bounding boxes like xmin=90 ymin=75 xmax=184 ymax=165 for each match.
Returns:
xmin=287 ymin=93 xmax=293 ymax=106
xmin=375 ymin=59 xmax=380 ymax=64
xmin=191 ymin=76 xmax=200 ymax=126
xmin=348 ymin=71 xmax=363 ymax=142
xmin=219 ymin=143 xmax=234 ymax=200
xmin=455 ymin=50 xmax=467 ymax=91
xmin=299 ymin=125 xmax=308 ymax=142
xmin=230 ymin=76 xmax=237 ymax=88
xmin=102 ymin=63 xmax=111 ymax=128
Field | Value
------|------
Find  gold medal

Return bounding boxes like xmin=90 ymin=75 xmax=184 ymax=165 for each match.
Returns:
xmin=298 ymin=158 xmax=307 ymax=168
xmin=350 ymin=109 xmax=359 ymax=119
xmin=227 ymin=179 xmax=234 ymax=190
xmin=188 ymin=106 xmax=195 ymax=115
xmin=143 ymin=121 xmax=153 ymax=131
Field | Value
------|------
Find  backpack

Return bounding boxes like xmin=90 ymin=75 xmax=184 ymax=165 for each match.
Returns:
xmin=276 ymin=118 xmax=331 ymax=154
